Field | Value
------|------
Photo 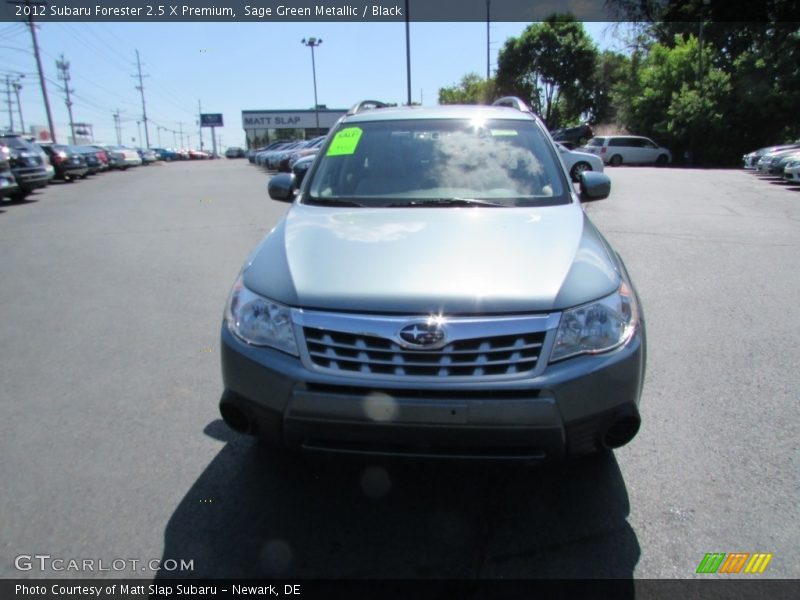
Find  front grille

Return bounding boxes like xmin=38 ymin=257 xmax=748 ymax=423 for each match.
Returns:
xmin=303 ymin=327 xmax=545 ymax=378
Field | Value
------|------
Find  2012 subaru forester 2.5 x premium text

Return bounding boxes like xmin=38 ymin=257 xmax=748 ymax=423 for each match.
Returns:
xmin=220 ymin=98 xmax=646 ymax=462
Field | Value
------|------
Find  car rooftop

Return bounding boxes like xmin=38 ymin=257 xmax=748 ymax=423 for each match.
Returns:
xmin=343 ymin=104 xmax=537 ymax=123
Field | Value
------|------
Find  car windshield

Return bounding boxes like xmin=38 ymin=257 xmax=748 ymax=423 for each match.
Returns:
xmin=306 ymin=118 xmax=568 ymax=208
xmin=1 ymin=136 xmax=34 ymax=151
xmin=586 ymin=137 xmax=605 ymax=147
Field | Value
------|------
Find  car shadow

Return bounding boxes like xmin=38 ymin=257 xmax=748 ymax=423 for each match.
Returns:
xmin=768 ymin=180 xmax=797 ymax=188
xmin=154 ymin=420 xmax=640 ymax=582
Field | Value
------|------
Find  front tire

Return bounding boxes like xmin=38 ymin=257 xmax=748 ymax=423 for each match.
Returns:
xmin=570 ymin=161 xmax=592 ymax=182
xmin=656 ymin=154 xmax=669 ymax=166
xmin=609 ymin=154 xmax=623 ymax=167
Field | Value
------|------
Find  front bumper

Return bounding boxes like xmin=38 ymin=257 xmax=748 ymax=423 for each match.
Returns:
xmin=219 ymin=317 xmax=646 ymax=462
xmin=11 ymin=168 xmax=52 ymax=190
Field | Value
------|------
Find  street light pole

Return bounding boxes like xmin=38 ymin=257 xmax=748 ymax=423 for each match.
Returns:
xmin=486 ymin=0 xmax=491 ymax=80
xmin=301 ymin=37 xmax=322 ymax=134
xmin=405 ymin=1 xmax=411 ymax=105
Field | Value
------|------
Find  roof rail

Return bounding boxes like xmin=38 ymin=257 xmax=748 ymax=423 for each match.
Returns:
xmin=491 ymin=96 xmax=532 ymax=113
xmin=347 ymin=100 xmax=390 ymax=116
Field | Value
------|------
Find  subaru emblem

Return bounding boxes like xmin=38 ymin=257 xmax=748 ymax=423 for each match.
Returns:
xmin=399 ymin=322 xmax=446 ymax=347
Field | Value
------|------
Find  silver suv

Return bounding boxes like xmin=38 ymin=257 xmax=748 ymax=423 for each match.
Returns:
xmin=220 ymin=98 xmax=646 ymax=462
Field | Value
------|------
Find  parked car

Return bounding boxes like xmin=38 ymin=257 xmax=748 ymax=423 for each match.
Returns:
xmin=259 ymin=141 xmax=302 ymax=169
xmin=270 ymin=141 xmax=311 ymax=170
xmin=0 ymin=147 xmax=20 ymax=200
xmin=552 ymin=123 xmax=594 ymax=147
xmin=282 ymin=136 xmax=327 ymax=172
xmin=249 ymin=141 xmax=288 ymax=164
xmin=38 ymin=143 xmax=89 ymax=181
xmin=0 ymin=133 xmax=53 ymax=200
xmin=96 ymin=145 xmax=142 ymax=169
xmin=151 ymin=148 xmax=179 ymax=161
xmin=225 ymin=147 xmax=246 ymax=158
xmin=784 ymin=159 xmax=800 ymax=183
xmin=743 ymin=143 xmax=800 ymax=169
xmin=219 ymin=98 xmax=645 ymax=462
xmin=73 ymin=146 xmax=107 ymax=174
xmin=290 ymin=153 xmax=316 ymax=186
xmin=137 ymin=148 xmax=159 ymax=164
xmin=758 ymin=148 xmax=800 ymax=175
xmin=556 ymin=142 xmax=604 ymax=182
xmin=188 ymin=149 xmax=211 ymax=160
xmin=583 ymin=135 xmax=671 ymax=166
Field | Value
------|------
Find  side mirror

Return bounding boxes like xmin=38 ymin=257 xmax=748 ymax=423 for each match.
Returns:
xmin=267 ymin=172 xmax=297 ymax=202
xmin=579 ymin=171 xmax=611 ymax=201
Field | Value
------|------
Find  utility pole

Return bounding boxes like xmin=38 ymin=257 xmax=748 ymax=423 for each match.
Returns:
xmin=156 ymin=126 xmax=162 ymax=147
xmin=178 ymin=122 xmax=184 ymax=148
xmin=198 ymin=99 xmax=203 ymax=151
xmin=4 ymin=76 xmax=14 ymax=132
xmin=133 ymin=50 xmax=151 ymax=148
xmin=56 ymin=55 xmax=76 ymax=144
xmin=112 ymin=109 xmax=122 ymax=145
xmin=13 ymin=77 xmax=25 ymax=133
xmin=22 ymin=1 xmax=57 ymax=142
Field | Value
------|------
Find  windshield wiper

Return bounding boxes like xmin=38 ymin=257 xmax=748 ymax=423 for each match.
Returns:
xmin=304 ymin=197 xmax=366 ymax=207
xmin=386 ymin=197 xmax=508 ymax=208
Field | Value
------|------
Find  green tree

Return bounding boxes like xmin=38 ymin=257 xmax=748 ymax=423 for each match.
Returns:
xmin=606 ymin=0 xmax=800 ymax=164
xmin=438 ymin=73 xmax=496 ymax=105
xmin=495 ymin=14 xmax=598 ymax=128
xmin=621 ymin=36 xmax=733 ymax=164
xmin=588 ymin=50 xmax=631 ymax=125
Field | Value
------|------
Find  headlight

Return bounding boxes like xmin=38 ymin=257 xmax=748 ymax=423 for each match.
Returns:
xmin=225 ymin=274 xmax=298 ymax=355
xmin=551 ymin=281 xmax=639 ymax=362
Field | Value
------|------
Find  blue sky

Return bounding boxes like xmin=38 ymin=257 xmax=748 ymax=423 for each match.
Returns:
xmin=1 ymin=21 xmax=620 ymax=149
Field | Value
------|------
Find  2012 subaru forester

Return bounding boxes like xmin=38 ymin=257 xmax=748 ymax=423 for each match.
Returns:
xmin=219 ymin=98 xmax=646 ymax=462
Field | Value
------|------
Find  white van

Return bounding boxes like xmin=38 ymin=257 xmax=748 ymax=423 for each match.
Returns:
xmin=583 ymin=135 xmax=671 ymax=166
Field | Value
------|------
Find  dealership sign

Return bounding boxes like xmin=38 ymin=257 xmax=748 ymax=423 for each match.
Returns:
xmin=200 ymin=113 xmax=224 ymax=127
xmin=242 ymin=110 xmax=346 ymax=130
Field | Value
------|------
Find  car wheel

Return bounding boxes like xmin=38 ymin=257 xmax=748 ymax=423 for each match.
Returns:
xmin=609 ymin=155 xmax=623 ymax=167
xmin=570 ymin=161 xmax=592 ymax=182
xmin=656 ymin=154 xmax=669 ymax=166
xmin=8 ymin=190 xmax=32 ymax=202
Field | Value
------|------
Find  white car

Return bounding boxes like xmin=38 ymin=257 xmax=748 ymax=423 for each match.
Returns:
xmin=784 ymin=159 xmax=800 ymax=183
xmin=583 ymin=135 xmax=671 ymax=166
xmin=556 ymin=142 xmax=604 ymax=181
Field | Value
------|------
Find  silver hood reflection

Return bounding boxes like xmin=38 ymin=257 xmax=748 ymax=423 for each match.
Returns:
xmin=243 ymin=203 xmax=620 ymax=314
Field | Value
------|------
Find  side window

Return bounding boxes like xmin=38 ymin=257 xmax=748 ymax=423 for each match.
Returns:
xmin=608 ymin=137 xmax=626 ymax=147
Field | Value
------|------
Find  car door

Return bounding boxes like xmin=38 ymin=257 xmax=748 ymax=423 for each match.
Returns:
xmin=639 ymin=138 xmax=660 ymax=164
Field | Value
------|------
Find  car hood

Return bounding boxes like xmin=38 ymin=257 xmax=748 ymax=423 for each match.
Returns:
xmin=243 ymin=203 xmax=620 ymax=314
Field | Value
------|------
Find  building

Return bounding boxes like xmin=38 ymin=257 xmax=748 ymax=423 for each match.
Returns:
xmin=242 ymin=108 xmax=346 ymax=149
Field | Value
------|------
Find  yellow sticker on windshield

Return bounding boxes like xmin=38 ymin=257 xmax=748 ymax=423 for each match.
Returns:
xmin=326 ymin=127 xmax=363 ymax=156
xmin=490 ymin=129 xmax=518 ymax=136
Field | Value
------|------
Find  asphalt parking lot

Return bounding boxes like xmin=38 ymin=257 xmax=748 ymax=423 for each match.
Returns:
xmin=1 ymin=161 xmax=798 ymax=581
